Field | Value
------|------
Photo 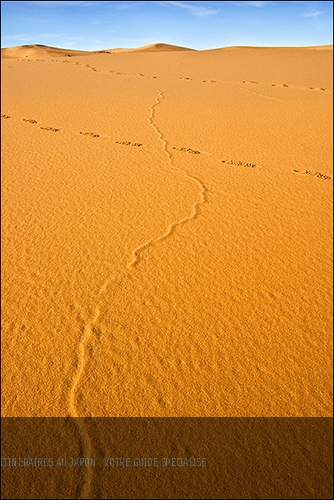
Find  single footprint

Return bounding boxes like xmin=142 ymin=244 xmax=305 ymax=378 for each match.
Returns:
xmin=79 ymin=131 xmax=99 ymax=138
xmin=40 ymin=127 xmax=61 ymax=132
xmin=2 ymin=114 xmax=11 ymax=119
xmin=293 ymin=169 xmax=331 ymax=180
xmin=309 ymin=87 xmax=327 ymax=91
xmin=23 ymin=118 xmax=38 ymax=124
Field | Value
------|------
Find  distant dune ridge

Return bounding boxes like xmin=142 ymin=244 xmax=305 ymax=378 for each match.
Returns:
xmin=1 ymin=43 xmax=91 ymax=59
xmin=1 ymin=41 xmax=332 ymax=419
xmin=2 ymin=42 xmax=331 ymax=59
xmin=1 ymin=42 xmax=195 ymax=58
xmin=218 ymin=44 xmax=333 ymax=50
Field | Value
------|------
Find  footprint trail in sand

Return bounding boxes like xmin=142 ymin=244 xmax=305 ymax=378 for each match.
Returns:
xmin=127 ymin=89 xmax=208 ymax=269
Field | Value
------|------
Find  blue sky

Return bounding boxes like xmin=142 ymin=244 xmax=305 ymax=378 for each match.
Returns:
xmin=1 ymin=1 xmax=333 ymax=51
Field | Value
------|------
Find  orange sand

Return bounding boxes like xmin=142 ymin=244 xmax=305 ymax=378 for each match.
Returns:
xmin=1 ymin=43 xmax=333 ymax=417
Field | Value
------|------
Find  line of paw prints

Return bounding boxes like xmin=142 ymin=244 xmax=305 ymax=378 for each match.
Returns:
xmin=2 ymin=115 xmax=332 ymax=180
xmin=293 ymin=169 xmax=331 ymax=180
xmin=11 ymin=59 xmax=331 ymax=92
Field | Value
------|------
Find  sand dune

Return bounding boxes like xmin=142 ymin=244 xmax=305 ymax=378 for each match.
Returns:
xmin=99 ymin=48 xmax=130 ymax=53
xmin=2 ymin=42 xmax=331 ymax=60
xmin=100 ymin=43 xmax=194 ymax=54
xmin=1 ymin=42 xmax=195 ymax=59
xmin=1 ymin=44 xmax=332 ymax=419
xmin=304 ymin=44 xmax=333 ymax=50
xmin=131 ymin=43 xmax=195 ymax=52
xmin=1 ymin=43 xmax=91 ymax=59
xmin=219 ymin=44 xmax=333 ymax=50
xmin=99 ymin=43 xmax=195 ymax=53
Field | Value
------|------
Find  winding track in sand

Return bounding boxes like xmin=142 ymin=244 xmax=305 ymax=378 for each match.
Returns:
xmin=67 ymin=89 xmax=208 ymax=498
xmin=127 ymin=89 xmax=208 ymax=269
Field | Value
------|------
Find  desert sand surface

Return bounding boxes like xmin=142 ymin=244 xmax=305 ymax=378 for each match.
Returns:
xmin=1 ymin=43 xmax=333 ymax=418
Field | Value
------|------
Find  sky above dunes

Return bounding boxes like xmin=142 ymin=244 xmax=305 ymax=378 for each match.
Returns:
xmin=1 ymin=1 xmax=333 ymax=51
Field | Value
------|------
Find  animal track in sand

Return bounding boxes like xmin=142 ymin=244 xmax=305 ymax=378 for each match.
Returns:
xmin=10 ymin=113 xmax=323 ymax=184
xmin=134 ymin=73 xmax=157 ymax=79
xmin=26 ymin=58 xmax=331 ymax=96
xmin=172 ymin=146 xmax=201 ymax=154
xmin=68 ymin=279 xmax=111 ymax=498
xmin=243 ymin=86 xmax=286 ymax=103
xmin=115 ymin=140 xmax=144 ymax=147
xmin=309 ymin=87 xmax=328 ymax=92
xmin=293 ymin=169 xmax=331 ymax=180
xmin=222 ymin=159 xmax=260 ymax=168
xmin=79 ymin=131 xmax=100 ymax=138
xmin=127 ymin=89 xmax=208 ymax=270
xmin=84 ymin=64 xmax=97 ymax=72
xmin=40 ymin=127 xmax=61 ymax=132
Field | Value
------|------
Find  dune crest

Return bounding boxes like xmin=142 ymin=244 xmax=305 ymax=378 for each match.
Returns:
xmin=133 ymin=43 xmax=195 ymax=52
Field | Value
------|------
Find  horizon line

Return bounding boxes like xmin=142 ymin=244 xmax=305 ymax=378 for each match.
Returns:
xmin=1 ymin=42 xmax=333 ymax=52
